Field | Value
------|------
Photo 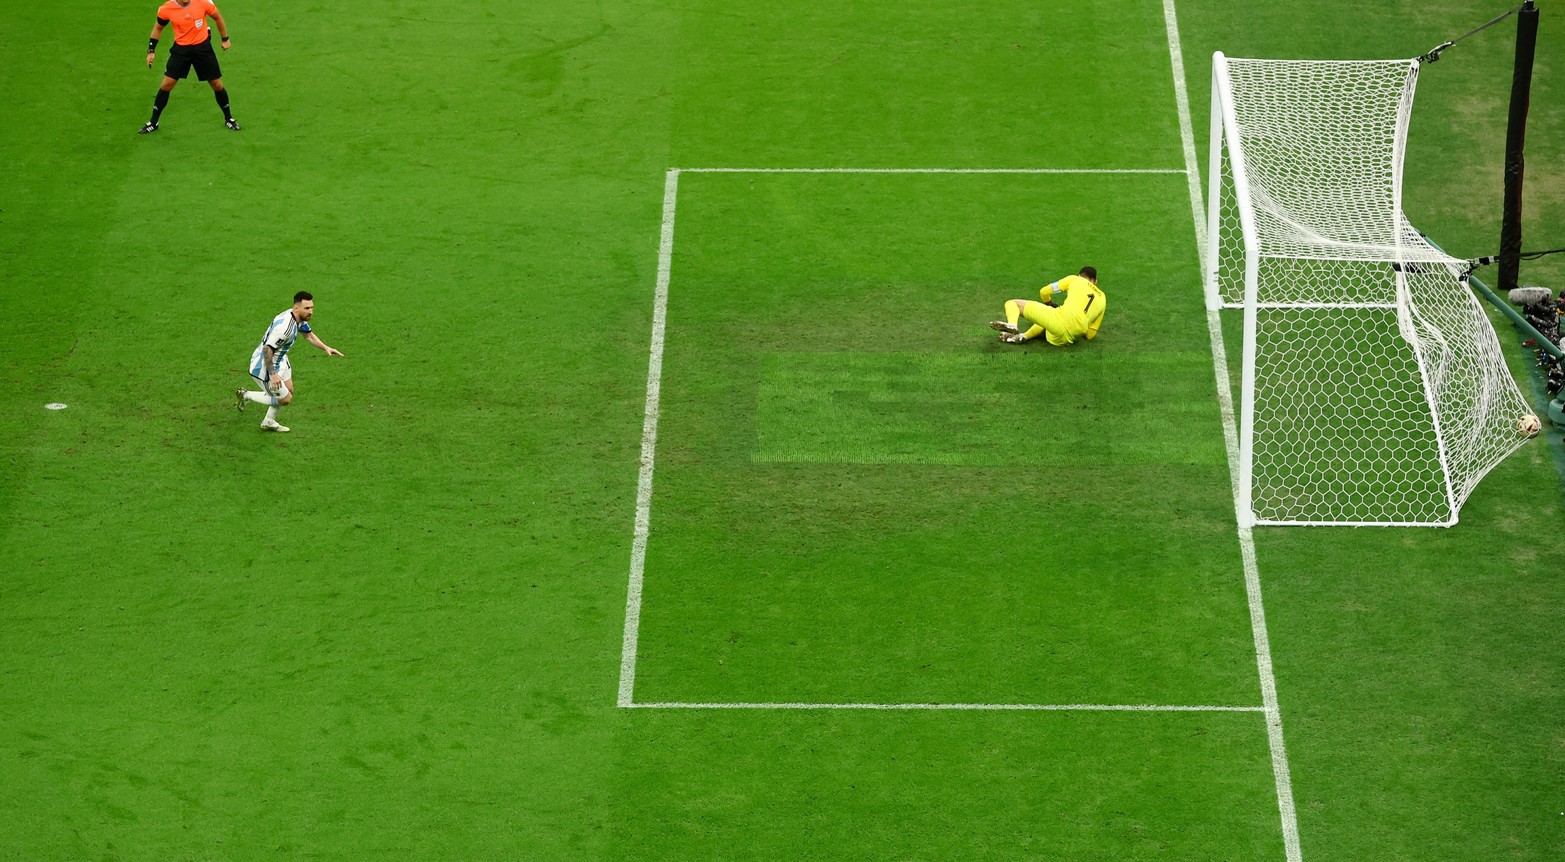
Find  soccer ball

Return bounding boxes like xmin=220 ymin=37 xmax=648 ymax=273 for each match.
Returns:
xmin=1518 ymin=414 xmax=1542 ymax=437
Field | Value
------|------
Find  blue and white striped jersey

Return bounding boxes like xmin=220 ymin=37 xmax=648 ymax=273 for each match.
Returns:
xmin=249 ymin=309 xmax=311 ymax=376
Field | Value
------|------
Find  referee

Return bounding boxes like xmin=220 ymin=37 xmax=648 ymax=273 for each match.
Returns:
xmin=140 ymin=0 xmax=240 ymax=134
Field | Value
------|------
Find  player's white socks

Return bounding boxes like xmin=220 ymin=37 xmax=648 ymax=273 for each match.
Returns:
xmin=243 ymin=390 xmax=279 ymax=407
xmin=264 ymin=406 xmax=280 ymax=423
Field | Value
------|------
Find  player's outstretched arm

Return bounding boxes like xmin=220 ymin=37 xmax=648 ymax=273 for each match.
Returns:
xmin=307 ymin=331 xmax=344 ymax=357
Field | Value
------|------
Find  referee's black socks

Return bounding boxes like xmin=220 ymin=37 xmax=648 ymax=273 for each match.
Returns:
xmin=150 ymin=90 xmax=169 ymax=124
xmin=214 ymin=89 xmax=232 ymax=120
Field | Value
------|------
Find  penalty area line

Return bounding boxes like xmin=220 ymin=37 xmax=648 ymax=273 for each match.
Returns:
xmin=619 ymin=164 xmax=1191 ymax=709
xmin=626 ymin=701 xmax=1267 ymax=713
xmin=617 ymin=167 xmax=680 ymax=709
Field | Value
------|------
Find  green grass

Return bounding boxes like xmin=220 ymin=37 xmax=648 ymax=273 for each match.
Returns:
xmin=2 ymin=0 xmax=1562 ymax=860
xmin=754 ymin=350 xmax=1221 ymax=466
xmin=610 ymin=710 xmax=1283 ymax=860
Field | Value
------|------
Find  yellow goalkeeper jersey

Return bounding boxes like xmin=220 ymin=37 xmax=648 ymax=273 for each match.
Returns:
xmin=1043 ymin=275 xmax=1105 ymax=332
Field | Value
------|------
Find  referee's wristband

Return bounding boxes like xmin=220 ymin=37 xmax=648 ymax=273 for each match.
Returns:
xmin=147 ymin=37 xmax=158 ymax=52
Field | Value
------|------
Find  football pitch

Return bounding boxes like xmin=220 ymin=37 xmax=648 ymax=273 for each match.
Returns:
xmin=2 ymin=1 xmax=1563 ymax=860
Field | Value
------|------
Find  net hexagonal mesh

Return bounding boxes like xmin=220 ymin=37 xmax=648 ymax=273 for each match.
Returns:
xmin=1206 ymin=54 xmax=1533 ymax=526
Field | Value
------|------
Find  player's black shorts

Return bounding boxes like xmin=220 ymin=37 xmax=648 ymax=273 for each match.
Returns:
xmin=164 ymin=38 xmax=222 ymax=81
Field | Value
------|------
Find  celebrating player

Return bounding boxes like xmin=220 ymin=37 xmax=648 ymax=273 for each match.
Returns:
xmin=236 ymin=292 xmax=344 ymax=433
xmin=139 ymin=0 xmax=239 ymax=134
xmin=990 ymin=266 xmax=1107 ymax=346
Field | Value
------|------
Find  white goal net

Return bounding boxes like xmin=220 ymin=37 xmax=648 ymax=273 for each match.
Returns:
xmin=1205 ymin=53 xmax=1533 ymax=527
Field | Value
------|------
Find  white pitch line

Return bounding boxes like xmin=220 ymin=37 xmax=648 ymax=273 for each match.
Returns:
xmin=618 ymin=167 xmax=681 ymax=708
xmin=628 ymin=701 xmax=1266 ymax=713
xmin=676 ymin=167 xmax=1188 ymax=175
xmin=1163 ymin=0 xmax=1208 ymax=255
xmin=1163 ymin=3 xmax=1303 ymax=861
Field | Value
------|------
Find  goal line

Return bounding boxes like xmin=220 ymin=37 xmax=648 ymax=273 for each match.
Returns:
xmin=628 ymin=701 xmax=1266 ymax=713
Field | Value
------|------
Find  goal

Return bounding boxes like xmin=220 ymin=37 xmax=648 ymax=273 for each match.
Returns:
xmin=1205 ymin=52 xmax=1533 ymax=527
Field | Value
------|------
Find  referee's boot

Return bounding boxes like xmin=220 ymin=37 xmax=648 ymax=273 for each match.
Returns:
xmin=138 ymin=122 xmax=159 ymax=135
xmin=225 ymin=118 xmax=242 ymax=131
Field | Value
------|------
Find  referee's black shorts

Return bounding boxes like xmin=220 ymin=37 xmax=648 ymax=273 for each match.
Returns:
xmin=165 ymin=38 xmax=222 ymax=81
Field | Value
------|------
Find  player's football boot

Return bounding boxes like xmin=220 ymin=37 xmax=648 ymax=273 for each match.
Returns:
xmin=235 ymin=388 xmax=246 ymax=412
xmin=260 ymin=419 xmax=290 ymax=433
xmin=137 ymin=122 xmax=159 ymax=135
xmin=989 ymin=320 xmax=1019 ymax=334
xmin=225 ymin=118 xmax=242 ymax=131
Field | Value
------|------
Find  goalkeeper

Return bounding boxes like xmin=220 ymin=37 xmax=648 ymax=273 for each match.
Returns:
xmin=990 ymin=266 xmax=1105 ymax=345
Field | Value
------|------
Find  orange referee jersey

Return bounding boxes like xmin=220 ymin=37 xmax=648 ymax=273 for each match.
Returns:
xmin=157 ymin=0 xmax=219 ymax=46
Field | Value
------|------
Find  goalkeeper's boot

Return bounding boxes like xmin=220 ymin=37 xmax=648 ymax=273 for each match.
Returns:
xmin=1000 ymin=333 xmax=1026 ymax=344
xmin=138 ymin=122 xmax=159 ymax=135
xmin=989 ymin=320 xmax=1019 ymax=334
xmin=235 ymin=388 xmax=247 ymax=413
xmin=225 ymin=118 xmax=242 ymax=131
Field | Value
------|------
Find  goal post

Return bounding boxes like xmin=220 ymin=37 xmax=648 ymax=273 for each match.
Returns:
xmin=1206 ymin=51 xmax=1535 ymax=527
